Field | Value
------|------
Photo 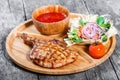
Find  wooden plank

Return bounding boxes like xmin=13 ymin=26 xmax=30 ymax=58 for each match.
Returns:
xmin=0 ymin=0 xmax=38 ymax=80
xmin=38 ymin=73 xmax=87 ymax=80
xmin=109 ymin=36 xmax=120 ymax=79
xmin=10 ymin=0 xmax=119 ymax=79
xmin=7 ymin=0 xmax=25 ymax=22
xmin=85 ymin=60 xmax=118 ymax=80
xmin=82 ymin=0 xmax=120 ymax=80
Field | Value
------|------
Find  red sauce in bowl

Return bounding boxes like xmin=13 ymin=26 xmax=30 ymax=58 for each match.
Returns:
xmin=36 ymin=12 xmax=66 ymax=23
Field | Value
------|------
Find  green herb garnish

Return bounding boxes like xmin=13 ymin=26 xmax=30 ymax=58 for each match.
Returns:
xmin=96 ymin=16 xmax=111 ymax=30
xmin=101 ymin=34 xmax=107 ymax=42
xmin=79 ymin=19 xmax=88 ymax=25
xmin=70 ymin=29 xmax=77 ymax=35
xmin=72 ymin=38 xmax=82 ymax=43
xmin=96 ymin=16 xmax=105 ymax=26
xmin=68 ymin=29 xmax=82 ymax=43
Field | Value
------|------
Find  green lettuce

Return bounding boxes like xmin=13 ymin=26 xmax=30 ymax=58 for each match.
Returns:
xmin=68 ymin=29 xmax=82 ymax=43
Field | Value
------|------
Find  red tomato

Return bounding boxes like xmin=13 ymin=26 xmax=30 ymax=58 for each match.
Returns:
xmin=89 ymin=43 xmax=105 ymax=59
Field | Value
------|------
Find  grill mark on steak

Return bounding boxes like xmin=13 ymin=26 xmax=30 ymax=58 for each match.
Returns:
xmin=17 ymin=32 xmax=79 ymax=68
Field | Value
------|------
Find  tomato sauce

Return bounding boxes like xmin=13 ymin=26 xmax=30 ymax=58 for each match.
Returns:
xmin=36 ymin=12 xmax=66 ymax=23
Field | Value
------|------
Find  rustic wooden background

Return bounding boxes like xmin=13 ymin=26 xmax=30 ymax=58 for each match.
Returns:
xmin=1 ymin=0 xmax=120 ymax=80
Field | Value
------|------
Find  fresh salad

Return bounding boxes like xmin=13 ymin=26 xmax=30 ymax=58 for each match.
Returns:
xmin=64 ymin=14 xmax=117 ymax=46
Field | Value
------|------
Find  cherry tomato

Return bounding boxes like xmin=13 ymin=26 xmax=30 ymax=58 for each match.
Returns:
xmin=89 ymin=43 xmax=105 ymax=59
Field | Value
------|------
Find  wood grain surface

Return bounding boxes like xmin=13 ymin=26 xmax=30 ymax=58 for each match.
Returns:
xmin=6 ymin=13 xmax=116 ymax=75
xmin=0 ymin=0 xmax=120 ymax=80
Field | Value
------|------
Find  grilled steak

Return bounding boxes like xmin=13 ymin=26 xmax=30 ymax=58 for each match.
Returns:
xmin=17 ymin=32 xmax=79 ymax=68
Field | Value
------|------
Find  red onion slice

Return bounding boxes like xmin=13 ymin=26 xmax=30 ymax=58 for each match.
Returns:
xmin=81 ymin=22 xmax=105 ymax=40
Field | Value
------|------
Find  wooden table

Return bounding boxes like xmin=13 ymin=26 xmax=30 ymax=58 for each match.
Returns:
xmin=1 ymin=0 xmax=120 ymax=80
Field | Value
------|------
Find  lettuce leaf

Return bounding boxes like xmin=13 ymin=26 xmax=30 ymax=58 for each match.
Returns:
xmin=68 ymin=29 xmax=82 ymax=43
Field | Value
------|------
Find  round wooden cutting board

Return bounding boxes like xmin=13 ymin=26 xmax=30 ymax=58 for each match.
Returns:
xmin=6 ymin=13 xmax=116 ymax=75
